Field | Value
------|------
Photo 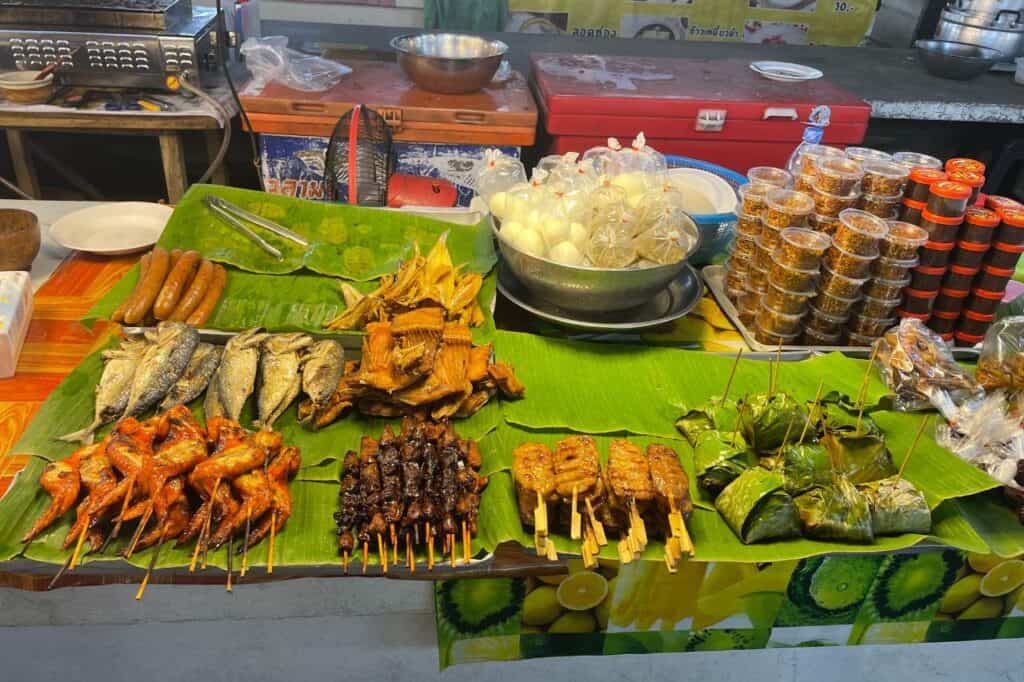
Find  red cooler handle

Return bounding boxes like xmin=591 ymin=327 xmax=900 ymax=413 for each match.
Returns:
xmin=763 ymin=107 xmax=799 ymax=120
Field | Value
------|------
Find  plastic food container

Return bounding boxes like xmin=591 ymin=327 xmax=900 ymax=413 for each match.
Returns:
xmin=918 ymin=240 xmax=955 ymax=268
xmin=845 ymin=147 xmax=891 ymax=165
xmin=813 ymin=289 xmax=860 ymax=316
xmin=777 ymin=227 xmax=831 ymax=270
xmin=738 ymin=182 xmax=773 ymax=217
xmin=983 ymin=241 xmax=1024 ymax=270
xmin=896 ymin=308 xmax=931 ymax=322
xmin=754 ymin=237 xmax=776 ymax=271
xmin=834 ymin=209 xmax=889 ymax=257
xmin=893 ymin=151 xmax=943 ymax=171
xmin=802 ymin=327 xmax=842 ymax=346
xmin=951 ymin=240 xmax=990 ymax=270
xmin=900 ymin=197 xmax=927 ymax=224
xmin=769 ymin=260 xmax=818 ymax=294
xmin=754 ymin=324 xmax=800 ymax=347
xmin=814 ymin=156 xmax=863 ymax=195
xmin=873 ymin=255 xmax=919 ymax=280
xmin=960 ymin=207 xmax=1000 ymax=245
xmin=941 ymin=264 xmax=979 ymax=291
xmin=865 ymin=276 xmax=911 ymax=300
xmin=957 ymin=309 xmax=995 ymax=338
xmin=947 ymin=169 xmax=984 ymax=204
xmin=795 ymin=174 xmax=815 ymax=193
xmin=812 ymin=185 xmax=859 ymax=217
xmin=909 ymin=264 xmax=946 ymax=291
xmin=848 ymin=314 xmax=897 ymax=337
xmin=927 ymin=310 xmax=958 ymax=335
xmin=861 ymin=160 xmax=909 ymax=196
xmin=764 ymin=280 xmax=813 ymax=315
xmin=920 ymin=210 xmax=964 ymax=243
xmin=824 ymin=243 xmax=877 ymax=279
xmin=750 ymin=265 xmax=770 ymax=292
xmin=809 ymin=213 xmax=840 ymax=236
xmin=975 ymin=264 xmax=1014 ymax=292
xmin=748 ymin=166 xmax=793 ymax=189
xmin=725 ymin=267 xmax=748 ymax=296
xmin=966 ymin=288 xmax=1005 ymax=317
xmin=904 ymin=168 xmax=947 ymax=203
xmin=734 ymin=233 xmax=758 ymax=260
xmin=853 ymin=294 xmax=902 ymax=319
xmin=954 ymin=330 xmax=984 ymax=348
xmin=901 ymin=288 xmax=938 ymax=315
xmin=858 ymin=192 xmax=901 ymax=220
xmin=806 ymin=303 xmax=852 ymax=335
xmin=756 ymin=303 xmax=806 ymax=336
xmin=760 ymin=223 xmax=785 ymax=251
xmin=847 ymin=330 xmax=881 ymax=347
xmin=946 ymin=158 xmax=985 ymax=175
xmin=765 ymin=189 xmax=815 ymax=229
xmin=797 ymin=144 xmax=847 ymax=176
xmin=987 ymin=195 xmax=1023 ymax=212
xmin=995 ymin=208 xmax=1024 ymax=246
xmin=926 ymin=180 xmax=972 ymax=219
xmin=735 ymin=210 xmax=762 ymax=238
xmin=726 ymin=251 xmax=752 ymax=276
xmin=818 ymin=264 xmax=868 ymax=299
xmin=933 ymin=288 xmax=969 ymax=316
xmin=880 ymin=221 xmax=928 ymax=260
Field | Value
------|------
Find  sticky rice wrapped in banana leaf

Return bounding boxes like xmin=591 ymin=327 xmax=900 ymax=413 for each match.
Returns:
xmin=715 ymin=467 xmax=800 ymax=544
xmin=739 ymin=393 xmax=809 ymax=453
xmin=781 ymin=442 xmax=833 ymax=495
xmin=694 ymin=429 xmax=754 ymax=497
xmin=859 ymin=476 xmax=931 ymax=535
xmin=822 ymin=431 xmax=895 ymax=484
xmin=676 ymin=397 xmax=740 ymax=446
xmin=793 ymin=477 xmax=874 ymax=543
xmin=807 ymin=396 xmax=882 ymax=439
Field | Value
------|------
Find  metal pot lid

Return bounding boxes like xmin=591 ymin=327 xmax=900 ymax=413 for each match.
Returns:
xmin=942 ymin=5 xmax=1024 ymax=30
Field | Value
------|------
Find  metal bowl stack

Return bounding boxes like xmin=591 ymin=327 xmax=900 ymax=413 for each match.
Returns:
xmin=391 ymin=32 xmax=508 ymax=95
xmin=934 ymin=0 xmax=1024 ymax=67
xmin=915 ymin=39 xmax=1003 ymax=79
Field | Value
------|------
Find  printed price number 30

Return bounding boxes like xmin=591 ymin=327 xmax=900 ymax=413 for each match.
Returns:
xmin=833 ymin=0 xmax=856 ymax=12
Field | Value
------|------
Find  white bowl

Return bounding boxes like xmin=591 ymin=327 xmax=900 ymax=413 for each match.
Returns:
xmin=0 ymin=72 xmax=53 ymax=89
xmin=49 ymin=202 xmax=173 ymax=255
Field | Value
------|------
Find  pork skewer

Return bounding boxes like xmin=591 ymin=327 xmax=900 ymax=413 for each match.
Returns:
xmin=553 ymin=436 xmax=605 ymax=567
xmin=335 ymin=450 xmax=362 ymax=575
xmin=512 ymin=442 xmax=557 ymax=559
xmin=357 ymin=437 xmax=386 ymax=574
xmin=605 ymin=440 xmax=655 ymax=563
xmin=645 ymin=443 xmax=694 ymax=569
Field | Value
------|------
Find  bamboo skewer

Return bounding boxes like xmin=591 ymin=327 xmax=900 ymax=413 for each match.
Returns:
xmin=570 ymin=486 xmax=581 ymax=540
xmin=800 ymin=380 xmax=826 ymax=445
xmin=899 ymin=416 xmax=931 ymax=479
xmin=135 ymin=532 xmax=166 ymax=601
xmin=267 ymin=510 xmax=278 ymax=575
xmin=390 ymin=523 xmax=398 ymax=564
xmin=226 ymin=535 xmax=234 ymax=593
xmin=450 ymin=533 xmax=457 ymax=567
xmin=407 ymin=534 xmax=414 ymax=574
xmin=100 ymin=475 xmax=136 ymax=554
xmin=584 ymin=497 xmax=607 ymax=546
xmin=240 ymin=505 xmax=252 ymax=579
xmin=769 ymin=340 xmax=783 ymax=396
xmin=720 ymin=348 xmax=743 ymax=406
xmin=343 ymin=550 xmax=350 ymax=575
xmin=533 ymin=487 xmax=548 ymax=554
xmin=125 ymin=503 xmax=153 ymax=560
xmin=617 ymin=534 xmax=632 ymax=564
xmin=462 ymin=520 xmax=471 ymax=565
xmin=47 ymin=554 xmax=73 ymax=591
xmin=361 ymin=541 xmax=368 ymax=575
xmin=855 ymin=346 xmax=880 ymax=435
xmin=191 ymin=477 xmax=221 ymax=572
xmin=68 ymin=515 xmax=90 ymax=572
xmin=377 ymin=532 xmax=386 ymax=575
xmin=426 ymin=522 xmax=434 ymax=571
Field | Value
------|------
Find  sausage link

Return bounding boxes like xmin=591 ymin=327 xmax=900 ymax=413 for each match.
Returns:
xmin=153 ymin=249 xmax=201 ymax=320
xmin=112 ymin=252 xmax=151 ymax=323
xmin=122 ymin=247 xmax=170 ymax=325
xmin=186 ymin=264 xmax=227 ymax=327
xmin=170 ymin=258 xmax=214 ymax=322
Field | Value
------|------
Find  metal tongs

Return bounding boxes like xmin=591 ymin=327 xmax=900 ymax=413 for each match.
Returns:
xmin=203 ymin=195 xmax=309 ymax=261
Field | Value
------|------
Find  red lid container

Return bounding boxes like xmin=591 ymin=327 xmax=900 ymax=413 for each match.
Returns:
xmin=983 ymin=241 xmax=1024 ymax=271
xmin=987 ymin=195 xmax=1023 ymax=212
xmin=951 ymin=240 xmax=991 ymax=270
xmin=918 ymin=239 xmax=955 ymax=268
xmin=975 ymin=264 xmax=1014 ymax=292
xmin=897 ymin=308 xmax=931 ymax=321
xmin=902 ymin=287 xmax=939 ymax=315
xmin=927 ymin=309 xmax=959 ymax=334
xmin=909 ymin=264 xmax=947 ymax=291
xmin=938 ymin=331 xmax=955 ymax=342
xmin=905 ymin=169 xmax=947 ymax=203
xmin=927 ymin=181 xmax=972 ymax=218
xmin=966 ymin=287 xmax=1005 ymax=317
xmin=954 ymin=330 xmax=985 ymax=347
xmin=942 ymin=263 xmax=980 ymax=290
xmin=920 ymin=209 xmax=965 ymax=242
xmin=957 ymin=309 xmax=995 ymax=338
xmin=960 ymin=206 xmax=1000 ymax=245
xmin=995 ymin=208 xmax=1024 ymax=246
xmin=946 ymin=158 xmax=986 ymax=175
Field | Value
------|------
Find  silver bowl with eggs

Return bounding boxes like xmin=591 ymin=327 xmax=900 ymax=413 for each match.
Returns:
xmin=492 ymin=215 xmax=701 ymax=313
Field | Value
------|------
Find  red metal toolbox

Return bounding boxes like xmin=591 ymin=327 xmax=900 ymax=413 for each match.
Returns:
xmin=530 ymin=53 xmax=871 ymax=173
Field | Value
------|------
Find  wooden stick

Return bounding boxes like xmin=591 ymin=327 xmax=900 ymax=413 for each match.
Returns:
xmin=570 ymin=486 xmax=581 ymax=540
xmin=240 ymin=505 xmax=252 ymax=578
xmin=47 ymin=554 xmax=73 ymax=591
xmin=267 ymin=510 xmax=278 ymax=576
xmin=855 ymin=346 xmax=880 ymax=435
xmin=407 ymin=534 xmax=414 ymax=574
xmin=190 ymin=478 xmax=221 ymax=572
xmin=390 ymin=523 xmax=398 ymax=564
xmin=414 ymin=523 xmax=420 ymax=546
xmin=899 ymin=416 xmax=931 ymax=479
xmin=769 ymin=340 xmax=783 ymax=396
xmin=462 ymin=520 xmax=471 ymax=565
xmin=584 ymin=497 xmax=607 ymax=546
xmin=226 ymin=534 xmax=234 ymax=593
xmin=125 ymin=503 xmax=153 ymax=560
xmin=100 ymin=475 xmax=136 ymax=553
xmin=361 ymin=541 xmax=368 ymax=575
xmin=677 ymin=517 xmax=695 ymax=556
xmin=343 ymin=550 xmax=350 ymax=576
xmin=135 ymin=532 xmax=166 ymax=601
xmin=534 ymin=487 xmax=548 ymax=545
xmin=449 ymin=533 xmax=456 ymax=567
xmin=617 ymin=534 xmax=632 ymax=564
xmin=425 ymin=522 xmax=434 ymax=571
xmin=545 ymin=538 xmax=558 ymax=561
xmin=377 ymin=532 xmax=386 ymax=575
xmin=800 ymin=380 xmax=825 ymax=445
xmin=720 ymin=348 xmax=743 ymax=406
xmin=68 ymin=515 xmax=90 ymax=572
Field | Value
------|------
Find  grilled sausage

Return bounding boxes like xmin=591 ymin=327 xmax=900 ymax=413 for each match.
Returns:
xmin=185 ymin=263 xmax=227 ymax=326
xmin=153 ymin=249 xmax=200 ymax=319
xmin=169 ymin=258 xmax=214 ymax=322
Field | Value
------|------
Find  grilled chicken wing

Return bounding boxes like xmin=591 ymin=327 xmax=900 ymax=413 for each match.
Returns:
xmin=23 ymin=451 xmax=84 ymax=543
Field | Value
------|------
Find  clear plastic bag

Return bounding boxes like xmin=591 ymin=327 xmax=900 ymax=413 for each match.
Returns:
xmin=240 ymin=36 xmax=351 ymax=94
xmin=976 ymin=315 xmax=1024 ymax=392
xmin=936 ymin=391 xmax=1024 ymax=486
xmin=476 ymin=149 xmax=528 ymax=208
xmin=873 ymin=318 xmax=983 ymax=418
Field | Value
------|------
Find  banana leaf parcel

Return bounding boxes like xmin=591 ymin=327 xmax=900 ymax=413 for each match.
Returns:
xmin=822 ymin=431 xmax=896 ymax=485
xmin=739 ymin=393 xmax=809 ymax=453
xmin=781 ymin=443 xmax=834 ymax=496
xmin=693 ymin=429 xmax=753 ymax=497
xmin=794 ymin=477 xmax=874 ymax=543
xmin=675 ymin=397 xmax=740 ymax=447
xmin=859 ymin=476 xmax=932 ymax=536
xmin=716 ymin=467 xmax=801 ymax=544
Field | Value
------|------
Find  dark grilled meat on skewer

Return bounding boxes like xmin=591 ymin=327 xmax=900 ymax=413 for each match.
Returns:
xmin=399 ymin=432 xmax=425 ymax=533
xmin=604 ymin=440 xmax=655 ymax=528
xmin=378 ymin=427 xmax=405 ymax=537
xmin=357 ymin=437 xmax=387 ymax=549
xmin=438 ymin=442 xmax=460 ymax=540
xmin=420 ymin=439 xmax=440 ymax=541
xmin=511 ymin=443 xmax=557 ymax=528
xmin=335 ymin=450 xmax=362 ymax=558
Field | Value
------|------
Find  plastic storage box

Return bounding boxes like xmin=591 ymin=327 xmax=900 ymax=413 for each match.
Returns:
xmin=0 ymin=271 xmax=32 ymax=379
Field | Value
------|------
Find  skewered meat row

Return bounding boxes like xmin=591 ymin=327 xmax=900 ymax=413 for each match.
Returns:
xmin=334 ymin=416 xmax=486 ymax=573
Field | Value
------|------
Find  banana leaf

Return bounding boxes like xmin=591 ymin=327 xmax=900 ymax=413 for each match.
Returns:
xmin=807 ymin=393 xmax=881 ymax=438
xmin=715 ymin=468 xmax=801 ymax=544
xmin=739 ymin=393 xmax=808 ymax=453
xmin=793 ymin=478 xmax=874 ymax=543
xmin=693 ymin=429 xmax=753 ymax=499
xmin=821 ymin=431 xmax=895 ymax=485
xmin=781 ymin=443 xmax=833 ymax=496
xmin=859 ymin=476 xmax=932 ymax=536
xmin=945 ymin=491 xmax=1024 ymax=558
xmin=675 ymin=396 xmax=739 ymax=446
xmin=154 ymin=185 xmax=496 ymax=280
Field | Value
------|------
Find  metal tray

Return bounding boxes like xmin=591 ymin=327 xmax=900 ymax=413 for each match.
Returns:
xmin=702 ymin=265 xmax=980 ymax=360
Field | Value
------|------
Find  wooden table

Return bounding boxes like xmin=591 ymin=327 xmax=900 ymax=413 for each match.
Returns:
xmin=0 ymin=101 xmax=230 ymax=203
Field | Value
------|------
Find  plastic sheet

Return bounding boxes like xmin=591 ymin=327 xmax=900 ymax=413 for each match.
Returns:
xmin=240 ymin=36 xmax=351 ymax=94
xmin=976 ymin=315 xmax=1024 ymax=392
xmin=936 ymin=391 xmax=1024 ymax=487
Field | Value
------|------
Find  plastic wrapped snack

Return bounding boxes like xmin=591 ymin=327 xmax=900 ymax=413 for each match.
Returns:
xmin=736 ymin=210 xmax=763 ymax=238
xmin=975 ymin=316 xmax=1024 ymax=391
xmin=824 ymin=243 xmax=876 ymax=279
xmin=872 ymin=318 xmax=983 ymax=415
xmin=881 ymin=221 xmax=928 ymax=260
xmin=797 ymin=144 xmax=847 ymax=176
xmin=765 ymin=189 xmax=814 ymax=229
xmin=477 ymin=148 xmax=529 ymax=210
xmin=757 ymin=305 xmax=806 ymax=336
xmin=858 ymin=193 xmax=901 ymax=220
xmin=812 ymin=185 xmax=859 ymax=217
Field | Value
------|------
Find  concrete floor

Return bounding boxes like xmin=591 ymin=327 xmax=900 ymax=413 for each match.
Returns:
xmin=1 ymin=578 xmax=1022 ymax=681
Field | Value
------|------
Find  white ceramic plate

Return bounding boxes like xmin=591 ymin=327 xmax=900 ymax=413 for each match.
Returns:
xmin=49 ymin=202 xmax=172 ymax=255
xmin=750 ymin=61 xmax=823 ymax=82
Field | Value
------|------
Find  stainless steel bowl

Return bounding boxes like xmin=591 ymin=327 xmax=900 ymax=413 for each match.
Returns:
xmin=492 ymin=216 xmax=701 ymax=313
xmin=391 ymin=33 xmax=508 ymax=94
xmin=915 ymin=39 xmax=1004 ymax=79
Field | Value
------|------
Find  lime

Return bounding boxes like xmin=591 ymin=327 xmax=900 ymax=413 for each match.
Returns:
xmin=449 ymin=636 xmax=520 ymax=664
xmin=959 ymin=597 xmax=1005 ymax=620
xmin=522 ymin=585 xmax=562 ymax=626
xmin=548 ymin=611 xmax=596 ymax=634
xmin=967 ymin=553 xmax=1004 ymax=574
xmin=979 ymin=560 xmax=1024 ymax=597
xmin=537 ymin=574 xmax=567 ymax=586
xmin=556 ymin=570 xmax=609 ymax=611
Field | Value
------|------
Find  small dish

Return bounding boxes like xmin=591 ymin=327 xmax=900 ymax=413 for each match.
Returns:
xmin=750 ymin=61 xmax=824 ymax=82
xmin=49 ymin=202 xmax=173 ymax=255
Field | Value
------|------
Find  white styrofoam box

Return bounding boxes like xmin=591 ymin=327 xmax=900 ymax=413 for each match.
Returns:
xmin=0 ymin=271 xmax=33 ymax=379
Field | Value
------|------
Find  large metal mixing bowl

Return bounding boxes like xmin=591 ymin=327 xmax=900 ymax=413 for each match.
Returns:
xmin=915 ymin=39 xmax=1004 ymax=79
xmin=493 ymin=216 xmax=701 ymax=313
xmin=391 ymin=33 xmax=508 ymax=94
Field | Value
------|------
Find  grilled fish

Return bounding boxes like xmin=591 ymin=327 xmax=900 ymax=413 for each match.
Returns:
xmin=208 ymin=328 xmax=267 ymax=422
xmin=257 ymin=333 xmax=313 ymax=429
xmin=123 ymin=322 xmax=201 ymax=418
xmin=301 ymin=339 xmax=344 ymax=408
xmin=158 ymin=343 xmax=222 ymax=411
xmin=58 ymin=338 xmax=148 ymax=443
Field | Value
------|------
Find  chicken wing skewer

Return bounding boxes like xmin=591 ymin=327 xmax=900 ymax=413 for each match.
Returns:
xmin=23 ymin=451 xmax=84 ymax=544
